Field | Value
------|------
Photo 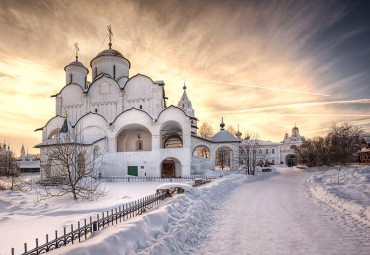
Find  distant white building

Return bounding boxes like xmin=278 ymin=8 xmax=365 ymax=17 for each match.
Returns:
xmin=35 ymin=32 xmax=241 ymax=179
xmin=280 ymin=125 xmax=305 ymax=166
xmin=17 ymin=144 xmax=40 ymax=172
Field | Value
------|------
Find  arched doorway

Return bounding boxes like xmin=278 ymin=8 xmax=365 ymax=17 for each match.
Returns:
xmin=161 ymin=158 xmax=181 ymax=177
xmin=116 ymin=124 xmax=152 ymax=152
xmin=286 ymin=154 xmax=297 ymax=167
xmin=215 ymin=146 xmax=233 ymax=170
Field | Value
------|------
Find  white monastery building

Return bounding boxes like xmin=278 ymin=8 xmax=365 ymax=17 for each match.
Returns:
xmin=280 ymin=125 xmax=305 ymax=166
xmin=36 ymin=33 xmax=241 ymax=178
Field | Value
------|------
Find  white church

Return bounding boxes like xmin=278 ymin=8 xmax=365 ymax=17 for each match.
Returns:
xmin=35 ymin=33 xmax=241 ymax=179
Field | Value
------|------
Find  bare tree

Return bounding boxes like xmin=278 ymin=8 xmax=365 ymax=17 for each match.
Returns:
xmin=294 ymin=122 xmax=365 ymax=167
xmin=199 ymin=122 xmax=214 ymax=138
xmin=38 ymin=132 xmax=105 ymax=201
xmin=240 ymin=132 xmax=265 ymax=175
xmin=0 ymin=147 xmax=16 ymax=177
xmin=327 ymin=122 xmax=364 ymax=165
xmin=226 ymin=125 xmax=237 ymax=136
xmin=215 ymin=147 xmax=232 ymax=170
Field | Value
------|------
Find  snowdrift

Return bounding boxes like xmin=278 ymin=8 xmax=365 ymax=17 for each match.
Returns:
xmin=51 ymin=172 xmax=278 ymax=255
xmin=307 ymin=166 xmax=370 ymax=227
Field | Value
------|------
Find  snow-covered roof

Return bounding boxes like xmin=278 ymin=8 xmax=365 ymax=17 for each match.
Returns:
xmin=193 ymin=130 xmax=241 ymax=143
xmin=16 ymin=161 xmax=40 ymax=169
xmin=35 ymin=135 xmax=105 ymax=148
xmin=211 ymin=130 xmax=240 ymax=142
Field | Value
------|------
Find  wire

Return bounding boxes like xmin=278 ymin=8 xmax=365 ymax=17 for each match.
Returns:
xmin=97 ymin=34 xmax=108 ymax=55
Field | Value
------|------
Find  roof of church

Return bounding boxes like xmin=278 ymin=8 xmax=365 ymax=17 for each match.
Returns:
xmin=211 ymin=130 xmax=241 ymax=142
xmin=91 ymin=48 xmax=131 ymax=68
xmin=97 ymin=49 xmax=124 ymax=57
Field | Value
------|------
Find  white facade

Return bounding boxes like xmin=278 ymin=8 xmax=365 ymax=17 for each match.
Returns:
xmin=37 ymin=41 xmax=242 ymax=178
xmin=280 ymin=126 xmax=305 ymax=166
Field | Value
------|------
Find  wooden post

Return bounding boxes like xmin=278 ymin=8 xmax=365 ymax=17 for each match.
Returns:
xmin=11 ymin=248 xmax=14 ymax=255
xmin=97 ymin=214 xmax=100 ymax=231
xmin=36 ymin=238 xmax=38 ymax=248
xmin=63 ymin=227 xmax=66 ymax=246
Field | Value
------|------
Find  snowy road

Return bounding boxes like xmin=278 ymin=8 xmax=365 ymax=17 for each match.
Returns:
xmin=193 ymin=171 xmax=370 ymax=255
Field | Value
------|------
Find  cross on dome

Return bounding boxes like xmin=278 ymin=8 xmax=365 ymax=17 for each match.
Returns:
xmin=107 ymin=25 xmax=113 ymax=49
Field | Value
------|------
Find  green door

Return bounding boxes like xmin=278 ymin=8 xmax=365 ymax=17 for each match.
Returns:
xmin=128 ymin=166 xmax=138 ymax=176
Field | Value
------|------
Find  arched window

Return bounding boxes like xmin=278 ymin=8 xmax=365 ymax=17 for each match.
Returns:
xmin=139 ymin=105 xmax=142 ymax=109
xmin=136 ymin=140 xmax=143 ymax=151
xmin=113 ymin=65 xmax=116 ymax=79
xmin=70 ymin=74 xmax=73 ymax=84
xmin=95 ymin=67 xmax=97 ymax=78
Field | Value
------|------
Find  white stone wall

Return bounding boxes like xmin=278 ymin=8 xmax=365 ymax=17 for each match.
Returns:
xmin=91 ymin=56 xmax=129 ymax=81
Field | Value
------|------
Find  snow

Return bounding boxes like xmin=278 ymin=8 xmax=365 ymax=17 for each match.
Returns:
xmin=48 ymin=170 xmax=369 ymax=255
xmin=156 ymin=183 xmax=193 ymax=192
xmin=307 ymin=166 xmax=370 ymax=226
xmin=0 ymin=178 xmax=166 ymax=254
xmin=2 ymin=168 xmax=370 ymax=254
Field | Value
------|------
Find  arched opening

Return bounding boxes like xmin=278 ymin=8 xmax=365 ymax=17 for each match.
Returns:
xmin=192 ymin=145 xmax=211 ymax=159
xmin=160 ymin=121 xmax=183 ymax=148
xmin=290 ymin=145 xmax=298 ymax=150
xmin=161 ymin=158 xmax=181 ymax=178
xmin=116 ymin=124 xmax=152 ymax=152
xmin=77 ymin=153 xmax=85 ymax=176
xmin=48 ymin=128 xmax=61 ymax=139
xmin=286 ymin=154 xmax=297 ymax=167
xmin=215 ymin=146 xmax=233 ymax=170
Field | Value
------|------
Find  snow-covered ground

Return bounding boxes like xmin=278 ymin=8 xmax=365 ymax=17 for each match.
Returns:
xmin=2 ymin=167 xmax=370 ymax=255
xmin=49 ymin=168 xmax=369 ymax=255
xmin=0 ymin=176 xmax=181 ymax=254
xmin=307 ymin=166 xmax=370 ymax=226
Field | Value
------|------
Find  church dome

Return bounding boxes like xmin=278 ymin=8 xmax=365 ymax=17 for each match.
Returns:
xmin=97 ymin=49 xmax=124 ymax=58
xmin=64 ymin=60 xmax=88 ymax=71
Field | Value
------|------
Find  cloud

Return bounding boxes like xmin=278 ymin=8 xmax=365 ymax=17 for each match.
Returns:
xmin=0 ymin=0 xmax=368 ymax=154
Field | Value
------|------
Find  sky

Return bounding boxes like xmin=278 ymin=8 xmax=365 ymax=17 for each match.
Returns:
xmin=0 ymin=0 xmax=369 ymax=155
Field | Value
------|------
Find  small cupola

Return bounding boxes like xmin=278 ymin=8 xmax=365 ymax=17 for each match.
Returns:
xmin=64 ymin=43 xmax=89 ymax=90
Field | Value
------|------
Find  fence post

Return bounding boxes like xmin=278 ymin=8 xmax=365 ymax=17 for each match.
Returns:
xmin=78 ymin=221 xmax=81 ymax=242
xmin=90 ymin=217 xmax=92 ymax=234
xmin=115 ymin=208 xmax=118 ymax=224
xmin=84 ymin=219 xmax=87 ymax=240
xmin=24 ymin=243 xmax=27 ymax=253
xmin=11 ymin=248 xmax=14 ymax=255
xmin=36 ymin=238 xmax=39 ymax=250
xmin=102 ymin=212 xmax=105 ymax=228
xmin=119 ymin=206 xmax=122 ymax=223
xmin=107 ymin=210 xmax=109 ymax=226
xmin=71 ymin=224 xmax=74 ymax=244
xmin=63 ymin=227 xmax=66 ymax=245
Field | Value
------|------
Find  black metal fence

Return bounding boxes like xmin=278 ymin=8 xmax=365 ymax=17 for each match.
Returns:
xmin=99 ymin=175 xmax=219 ymax=182
xmin=11 ymin=192 xmax=167 ymax=255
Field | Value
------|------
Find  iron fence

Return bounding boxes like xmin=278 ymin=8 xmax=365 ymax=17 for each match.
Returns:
xmin=10 ymin=176 xmax=214 ymax=255
xmin=99 ymin=175 xmax=219 ymax=182
xmin=11 ymin=192 xmax=167 ymax=255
